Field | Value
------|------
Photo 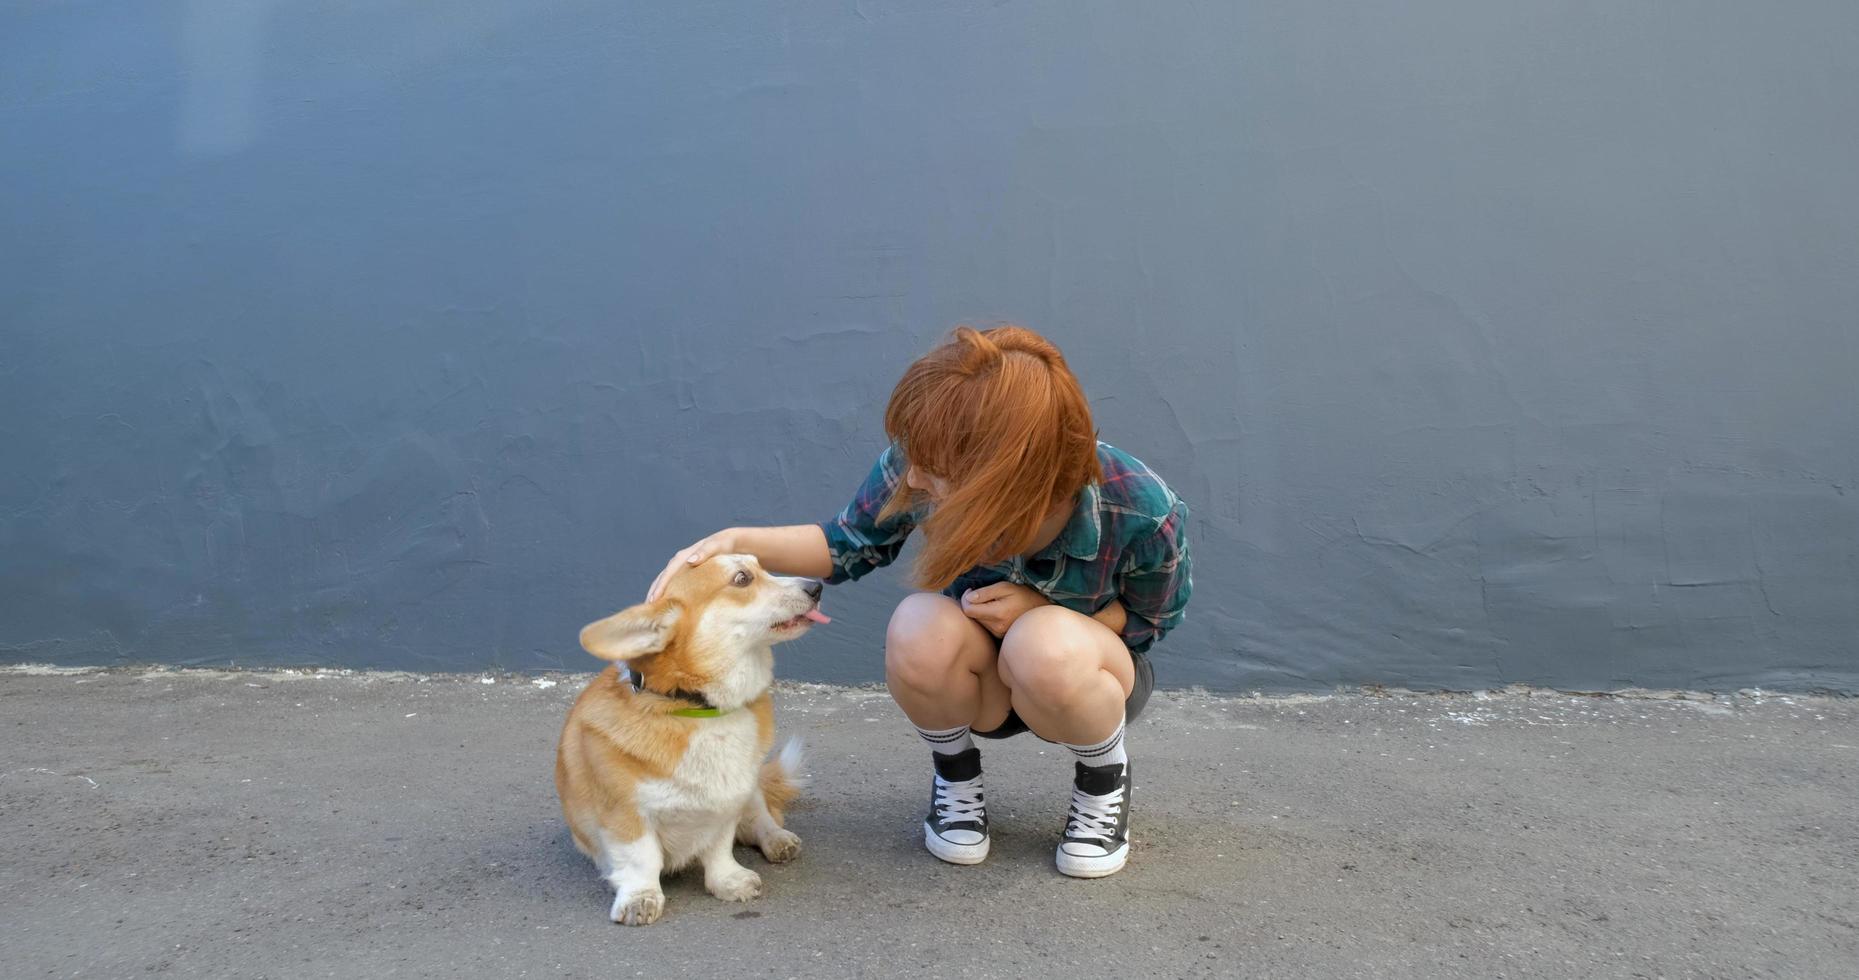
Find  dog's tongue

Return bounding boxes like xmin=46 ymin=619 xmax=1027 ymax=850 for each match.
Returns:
xmin=803 ymin=608 xmax=832 ymax=625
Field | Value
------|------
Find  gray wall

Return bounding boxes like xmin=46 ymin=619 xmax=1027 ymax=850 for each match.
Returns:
xmin=4 ymin=1 xmax=1856 ymax=691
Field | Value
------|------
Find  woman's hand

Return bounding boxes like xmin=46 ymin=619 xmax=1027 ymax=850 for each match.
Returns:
xmin=647 ymin=529 xmax=738 ymax=601
xmin=959 ymin=582 xmax=1051 ymax=638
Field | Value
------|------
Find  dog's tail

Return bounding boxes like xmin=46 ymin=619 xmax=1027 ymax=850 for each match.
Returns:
xmin=759 ymin=738 xmax=806 ymax=820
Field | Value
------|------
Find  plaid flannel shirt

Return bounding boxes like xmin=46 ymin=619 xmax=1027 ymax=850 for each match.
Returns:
xmin=819 ymin=442 xmax=1192 ymax=653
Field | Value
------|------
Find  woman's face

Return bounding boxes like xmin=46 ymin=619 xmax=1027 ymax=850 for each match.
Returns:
xmin=904 ymin=466 xmax=952 ymax=504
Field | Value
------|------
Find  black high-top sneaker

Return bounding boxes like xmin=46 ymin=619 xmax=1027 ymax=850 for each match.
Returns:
xmin=1056 ymin=759 xmax=1130 ymax=878
xmin=923 ymin=746 xmax=989 ymax=865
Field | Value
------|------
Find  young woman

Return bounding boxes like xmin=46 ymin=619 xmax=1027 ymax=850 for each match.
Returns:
xmin=647 ymin=326 xmax=1191 ymax=878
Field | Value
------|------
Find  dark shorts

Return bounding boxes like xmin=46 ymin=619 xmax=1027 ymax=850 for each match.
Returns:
xmin=972 ymin=648 xmax=1154 ymax=742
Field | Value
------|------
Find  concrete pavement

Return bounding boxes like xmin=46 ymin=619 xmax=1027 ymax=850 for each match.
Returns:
xmin=2 ymin=666 xmax=1854 ymax=979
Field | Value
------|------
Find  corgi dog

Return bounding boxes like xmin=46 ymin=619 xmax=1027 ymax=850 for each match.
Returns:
xmin=556 ymin=554 xmax=828 ymax=925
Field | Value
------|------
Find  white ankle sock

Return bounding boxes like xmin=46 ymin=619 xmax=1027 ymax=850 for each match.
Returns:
xmin=1064 ymin=718 xmax=1127 ymax=770
xmin=916 ymin=724 xmax=974 ymax=757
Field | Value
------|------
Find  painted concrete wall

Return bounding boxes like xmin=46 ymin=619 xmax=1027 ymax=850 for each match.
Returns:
xmin=4 ymin=1 xmax=1856 ymax=691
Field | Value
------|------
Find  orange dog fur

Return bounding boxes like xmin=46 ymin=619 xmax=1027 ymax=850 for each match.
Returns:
xmin=555 ymin=555 xmax=823 ymax=924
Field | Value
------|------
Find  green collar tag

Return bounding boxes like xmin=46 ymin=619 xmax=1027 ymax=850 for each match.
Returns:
xmin=628 ymin=669 xmax=732 ymax=718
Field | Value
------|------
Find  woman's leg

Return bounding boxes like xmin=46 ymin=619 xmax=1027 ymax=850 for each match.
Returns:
xmin=996 ymin=605 xmax=1139 ymax=878
xmin=884 ymin=592 xmax=1011 ymax=733
xmin=884 ymin=592 xmax=1009 ymax=865
xmin=995 ymin=605 xmax=1134 ymax=743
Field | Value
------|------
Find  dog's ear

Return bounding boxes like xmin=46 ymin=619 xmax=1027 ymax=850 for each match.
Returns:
xmin=579 ymin=601 xmax=682 ymax=661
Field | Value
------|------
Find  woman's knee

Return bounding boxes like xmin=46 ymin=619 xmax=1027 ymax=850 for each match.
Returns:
xmin=884 ymin=593 xmax=974 ymax=689
xmin=997 ymin=606 xmax=1104 ymax=705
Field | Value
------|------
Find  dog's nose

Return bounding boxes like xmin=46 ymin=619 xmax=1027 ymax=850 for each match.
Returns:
xmin=802 ymin=579 xmax=824 ymax=601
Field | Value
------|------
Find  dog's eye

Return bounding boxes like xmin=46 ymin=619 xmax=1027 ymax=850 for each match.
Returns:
xmin=731 ymin=570 xmax=753 ymax=588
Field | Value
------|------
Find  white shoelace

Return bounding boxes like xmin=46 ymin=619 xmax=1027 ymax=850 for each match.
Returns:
xmin=933 ymin=775 xmax=986 ymax=825
xmin=1065 ymin=785 xmax=1125 ymax=840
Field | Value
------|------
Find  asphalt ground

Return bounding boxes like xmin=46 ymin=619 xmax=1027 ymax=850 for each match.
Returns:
xmin=2 ymin=666 xmax=1854 ymax=979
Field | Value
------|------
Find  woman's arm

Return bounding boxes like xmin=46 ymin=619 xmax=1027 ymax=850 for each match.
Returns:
xmin=1091 ymin=598 xmax=1129 ymax=634
xmin=1114 ymin=504 xmax=1192 ymax=652
xmin=648 ymin=447 xmax=914 ymax=601
xmin=646 ymin=525 xmax=833 ymax=600
xmin=731 ymin=525 xmax=834 ymax=578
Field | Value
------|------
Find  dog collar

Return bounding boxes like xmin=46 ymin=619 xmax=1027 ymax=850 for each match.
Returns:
xmin=628 ymin=669 xmax=733 ymax=718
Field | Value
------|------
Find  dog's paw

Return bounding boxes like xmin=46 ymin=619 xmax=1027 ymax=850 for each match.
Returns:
xmin=757 ymin=828 xmax=802 ymax=864
xmin=610 ymin=889 xmax=665 ymax=926
xmin=707 ymin=867 xmax=763 ymax=903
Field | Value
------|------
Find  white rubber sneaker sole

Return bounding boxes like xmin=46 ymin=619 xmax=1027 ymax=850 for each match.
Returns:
xmin=923 ymin=823 xmax=990 ymax=865
xmin=1055 ymin=840 xmax=1129 ymax=878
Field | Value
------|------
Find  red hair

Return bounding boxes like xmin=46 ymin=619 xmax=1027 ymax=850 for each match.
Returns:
xmin=879 ymin=326 xmax=1102 ymax=589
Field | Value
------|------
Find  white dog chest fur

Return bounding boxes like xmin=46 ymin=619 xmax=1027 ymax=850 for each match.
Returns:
xmin=634 ymin=709 xmax=762 ymax=866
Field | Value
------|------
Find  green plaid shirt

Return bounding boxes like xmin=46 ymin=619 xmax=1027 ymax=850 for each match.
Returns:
xmin=819 ymin=442 xmax=1192 ymax=653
